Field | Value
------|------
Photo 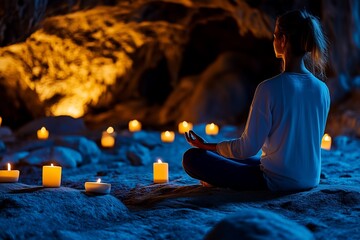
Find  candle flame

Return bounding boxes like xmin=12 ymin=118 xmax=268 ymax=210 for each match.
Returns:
xmin=157 ymin=159 xmax=162 ymax=163
xmin=41 ymin=127 xmax=47 ymax=132
xmin=323 ymin=134 xmax=331 ymax=141
xmin=97 ymin=178 xmax=101 ymax=183
xmin=165 ymin=131 xmax=170 ymax=136
xmin=131 ymin=120 xmax=139 ymax=126
xmin=107 ymin=127 xmax=114 ymax=134
xmin=210 ymin=123 xmax=215 ymax=129
xmin=51 ymin=163 xmax=54 ymax=167
xmin=7 ymin=163 xmax=11 ymax=171
xmin=182 ymin=121 xmax=188 ymax=127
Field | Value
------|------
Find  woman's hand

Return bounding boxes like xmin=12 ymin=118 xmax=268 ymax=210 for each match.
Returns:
xmin=185 ymin=130 xmax=217 ymax=151
xmin=185 ymin=130 xmax=207 ymax=148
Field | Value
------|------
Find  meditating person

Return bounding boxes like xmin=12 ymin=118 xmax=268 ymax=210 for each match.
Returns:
xmin=182 ymin=10 xmax=330 ymax=191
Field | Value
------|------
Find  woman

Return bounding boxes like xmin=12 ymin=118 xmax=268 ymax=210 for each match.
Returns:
xmin=182 ymin=10 xmax=331 ymax=191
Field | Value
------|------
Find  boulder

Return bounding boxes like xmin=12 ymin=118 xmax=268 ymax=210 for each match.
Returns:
xmin=22 ymin=146 xmax=82 ymax=168
xmin=126 ymin=143 xmax=152 ymax=166
xmin=205 ymin=208 xmax=314 ymax=240
xmin=55 ymin=136 xmax=101 ymax=165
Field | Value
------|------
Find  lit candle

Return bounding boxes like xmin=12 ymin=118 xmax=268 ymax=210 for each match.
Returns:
xmin=161 ymin=131 xmax=175 ymax=143
xmin=178 ymin=121 xmax=193 ymax=134
xmin=129 ymin=120 xmax=142 ymax=132
xmin=0 ymin=163 xmax=20 ymax=183
xmin=42 ymin=163 xmax=62 ymax=187
xmin=321 ymin=133 xmax=332 ymax=150
xmin=85 ymin=178 xmax=111 ymax=194
xmin=153 ymin=159 xmax=168 ymax=183
xmin=0 ymin=116 xmax=2 ymax=126
xmin=37 ymin=127 xmax=49 ymax=140
xmin=101 ymin=127 xmax=115 ymax=148
xmin=205 ymin=123 xmax=219 ymax=135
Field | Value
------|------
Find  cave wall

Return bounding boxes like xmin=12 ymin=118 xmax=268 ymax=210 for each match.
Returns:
xmin=0 ymin=0 xmax=359 ymax=131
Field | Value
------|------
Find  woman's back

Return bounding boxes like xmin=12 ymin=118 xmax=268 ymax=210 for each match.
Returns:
xmin=260 ymin=72 xmax=330 ymax=191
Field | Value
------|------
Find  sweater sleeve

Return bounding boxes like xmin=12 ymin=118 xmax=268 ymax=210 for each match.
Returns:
xmin=216 ymin=83 xmax=272 ymax=159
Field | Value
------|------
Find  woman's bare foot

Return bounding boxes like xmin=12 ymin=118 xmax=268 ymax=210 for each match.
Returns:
xmin=200 ymin=180 xmax=214 ymax=188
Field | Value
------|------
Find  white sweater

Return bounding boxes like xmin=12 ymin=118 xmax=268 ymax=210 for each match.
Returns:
xmin=216 ymin=72 xmax=330 ymax=191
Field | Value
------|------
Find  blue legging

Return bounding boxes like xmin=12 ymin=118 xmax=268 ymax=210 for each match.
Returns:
xmin=182 ymin=148 xmax=268 ymax=191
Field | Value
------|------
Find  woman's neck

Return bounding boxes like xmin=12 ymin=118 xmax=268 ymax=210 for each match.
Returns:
xmin=283 ymin=55 xmax=309 ymax=74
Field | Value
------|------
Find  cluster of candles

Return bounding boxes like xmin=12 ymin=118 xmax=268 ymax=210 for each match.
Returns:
xmin=34 ymin=120 xmax=220 ymax=146
xmin=100 ymin=120 xmax=220 ymax=147
xmin=0 ymin=159 xmax=169 ymax=194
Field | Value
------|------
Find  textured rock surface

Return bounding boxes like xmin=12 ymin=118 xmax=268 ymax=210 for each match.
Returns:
xmin=205 ymin=208 xmax=314 ymax=240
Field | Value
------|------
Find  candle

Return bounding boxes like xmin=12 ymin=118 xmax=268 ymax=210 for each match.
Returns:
xmin=161 ymin=131 xmax=175 ymax=143
xmin=0 ymin=116 xmax=2 ymax=126
xmin=101 ymin=127 xmax=115 ymax=148
xmin=178 ymin=121 xmax=193 ymax=134
xmin=153 ymin=159 xmax=168 ymax=183
xmin=37 ymin=127 xmax=49 ymax=140
xmin=42 ymin=163 xmax=62 ymax=187
xmin=0 ymin=163 xmax=20 ymax=183
xmin=205 ymin=123 xmax=219 ymax=135
xmin=129 ymin=120 xmax=142 ymax=132
xmin=321 ymin=133 xmax=332 ymax=150
xmin=85 ymin=178 xmax=111 ymax=194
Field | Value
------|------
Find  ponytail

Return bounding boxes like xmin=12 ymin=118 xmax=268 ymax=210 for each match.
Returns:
xmin=277 ymin=10 xmax=329 ymax=80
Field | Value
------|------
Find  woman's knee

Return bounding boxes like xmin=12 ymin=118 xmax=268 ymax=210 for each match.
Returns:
xmin=182 ymin=148 xmax=204 ymax=170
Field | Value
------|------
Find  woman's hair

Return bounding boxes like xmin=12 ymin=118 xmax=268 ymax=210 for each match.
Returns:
xmin=276 ymin=10 xmax=328 ymax=79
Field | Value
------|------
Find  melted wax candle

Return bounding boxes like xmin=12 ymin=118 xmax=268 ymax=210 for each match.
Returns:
xmin=42 ymin=163 xmax=62 ymax=187
xmin=153 ymin=159 xmax=169 ymax=183
xmin=37 ymin=127 xmax=49 ymax=140
xmin=129 ymin=120 xmax=142 ymax=132
xmin=161 ymin=131 xmax=175 ymax=143
xmin=85 ymin=178 xmax=111 ymax=194
xmin=0 ymin=163 xmax=20 ymax=183
xmin=101 ymin=127 xmax=115 ymax=148
xmin=205 ymin=123 xmax=219 ymax=135
xmin=178 ymin=121 xmax=193 ymax=134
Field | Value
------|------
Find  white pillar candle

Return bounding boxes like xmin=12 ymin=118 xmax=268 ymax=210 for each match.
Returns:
xmin=178 ymin=121 xmax=193 ymax=134
xmin=153 ymin=159 xmax=168 ymax=183
xmin=37 ymin=127 xmax=49 ymax=140
xmin=321 ymin=133 xmax=332 ymax=150
xmin=0 ymin=163 xmax=20 ymax=183
xmin=42 ymin=163 xmax=62 ymax=187
xmin=101 ymin=127 xmax=115 ymax=148
xmin=205 ymin=123 xmax=219 ymax=135
xmin=85 ymin=178 xmax=111 ymax=194
xmin=129 ymin=120 xmax=142 ymax=132
xmin=161 ymin=131 xmax=175 ymax=143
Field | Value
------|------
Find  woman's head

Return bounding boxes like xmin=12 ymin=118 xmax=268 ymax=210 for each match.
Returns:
xmin=274 ymin=10 xmax=328 ymax=79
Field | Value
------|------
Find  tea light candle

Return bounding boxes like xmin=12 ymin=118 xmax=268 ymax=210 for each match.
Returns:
xmin=85 ymin=178 xmax=111 ymax=194
xmin=205 ymin=123 xmax=219 ymax=135
xmin=101 ymin=127 xmax=115 ymax=148
xmin=129 ymin=120 xmax=142 ymax=132
xmin=0 ymin=163 xmax=20 ymax=183
xmin=321 ymin=133 xmax=332 ymax=150
xmin=161 ymin=131 xmax=175 ymax=143
xmin=42 ymin=163 xmax=62 ymax=187
xmin=178 ymin=121 xmax=193 ymax=134
xmin=153 ymin=159 xmax=168 ymax=183
xmin=37 ymin=127 xmax=49 ymax=140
